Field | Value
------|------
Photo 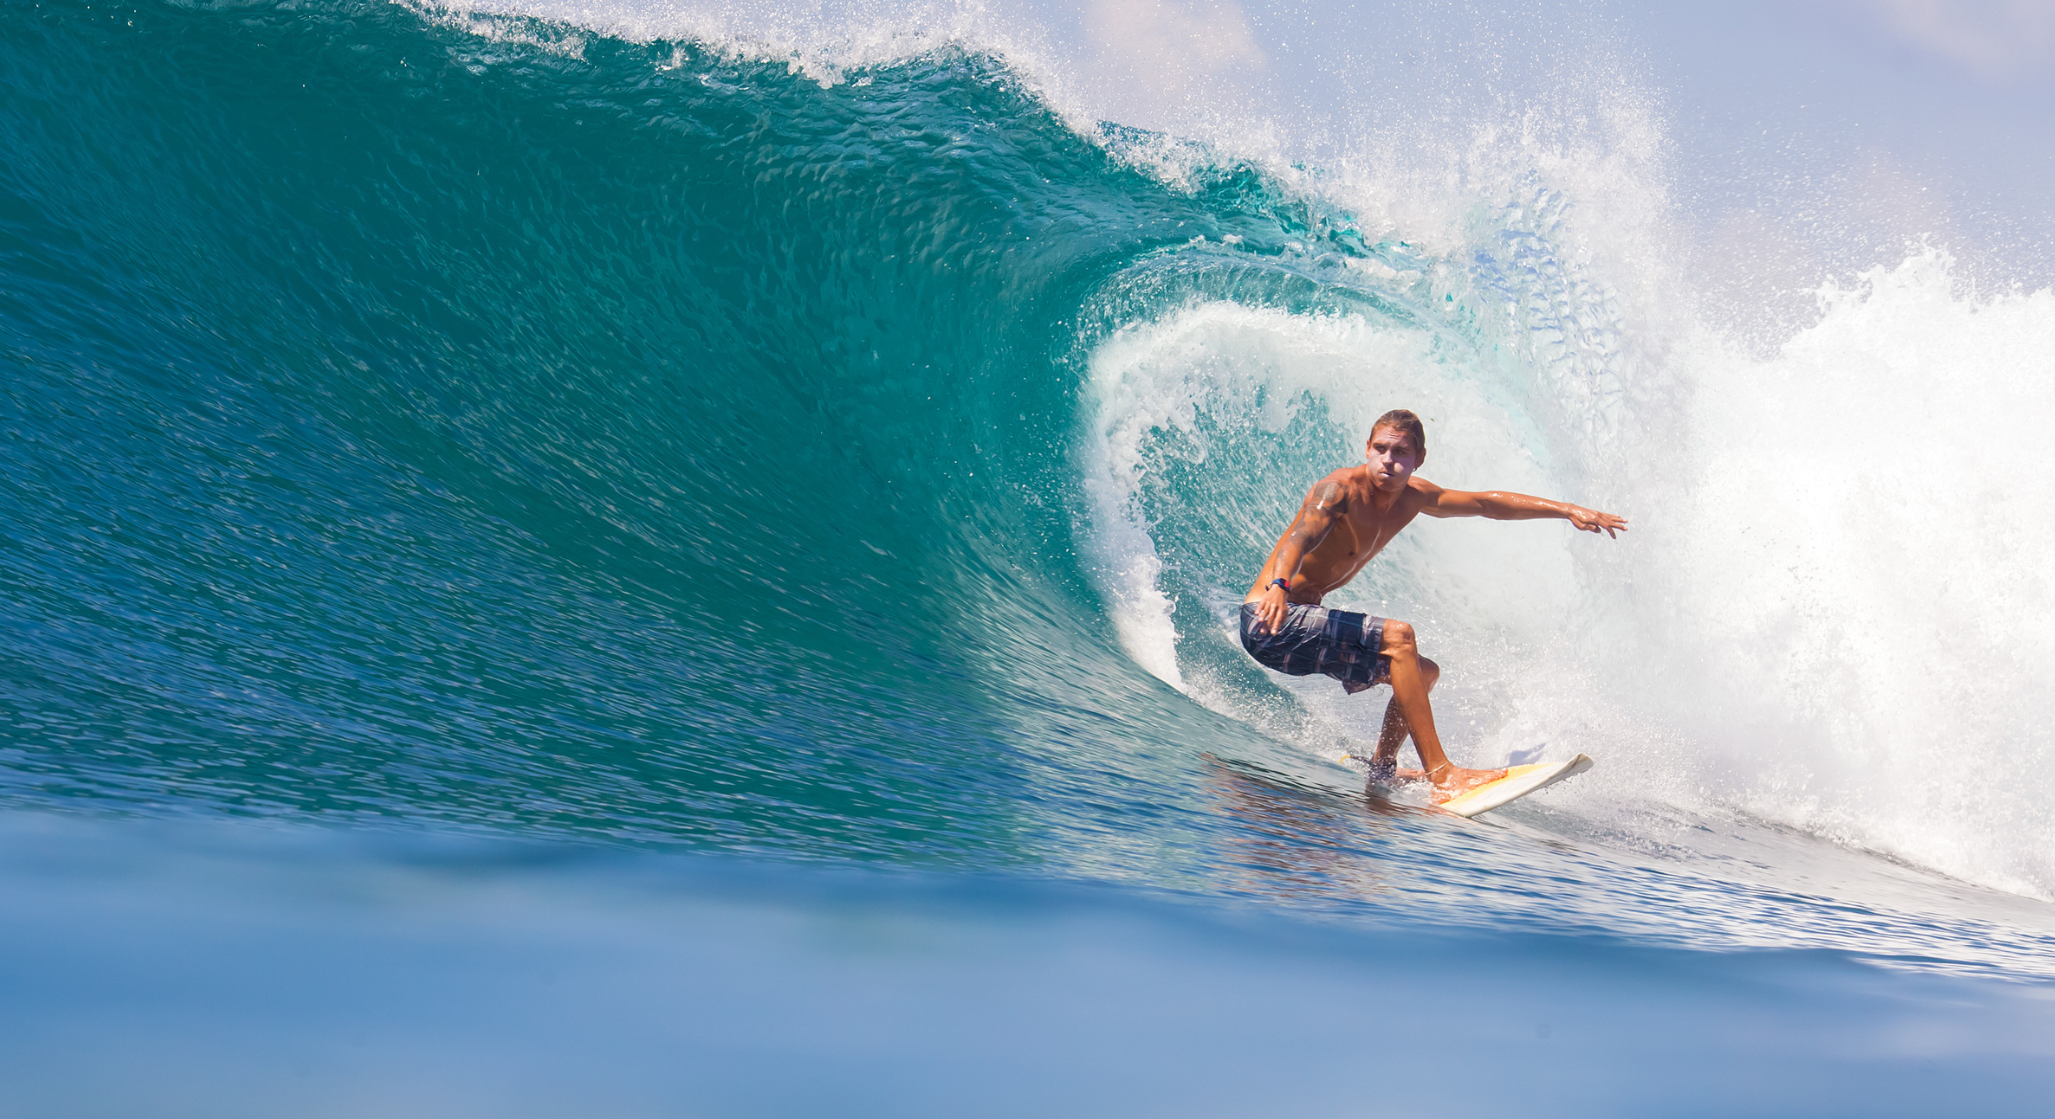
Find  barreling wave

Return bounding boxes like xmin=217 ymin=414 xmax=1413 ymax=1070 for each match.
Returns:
xmin=4 ymin=0 xmax=2054 ymax=918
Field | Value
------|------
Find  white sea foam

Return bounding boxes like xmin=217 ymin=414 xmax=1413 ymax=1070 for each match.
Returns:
xmin=1639 ymin=250 xmax=2055 ymax=897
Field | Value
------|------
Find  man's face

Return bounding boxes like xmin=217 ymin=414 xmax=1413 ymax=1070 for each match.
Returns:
xmin=1365 ymin=425 xmax=1421 ymax=493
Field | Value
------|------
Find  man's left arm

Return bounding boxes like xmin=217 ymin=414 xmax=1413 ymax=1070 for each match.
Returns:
xmin=1415 ymin=481 xmax=1628 ymax=538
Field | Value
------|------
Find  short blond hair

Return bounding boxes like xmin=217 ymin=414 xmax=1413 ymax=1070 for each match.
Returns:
xmin=1372 ymin=409 xmax=1426 ymax=465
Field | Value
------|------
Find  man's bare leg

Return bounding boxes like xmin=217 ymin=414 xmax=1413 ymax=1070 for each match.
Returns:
xmin=1375 ymin=620 xmax=1504 ymax=800
xmin=1370 ymin=657 xmax=1435 ymax=781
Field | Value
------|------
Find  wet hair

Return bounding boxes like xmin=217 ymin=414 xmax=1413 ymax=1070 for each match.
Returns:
xmin=1371 ymin=409 xmax=1426 ymax=465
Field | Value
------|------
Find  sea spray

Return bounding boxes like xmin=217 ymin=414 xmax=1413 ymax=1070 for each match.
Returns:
xmin=1646 ymin=249 xmax=2055 ymax=896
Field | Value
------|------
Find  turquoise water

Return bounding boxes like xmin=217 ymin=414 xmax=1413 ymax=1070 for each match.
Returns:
xmin=5 ymin=1 xmax=2055 ymax=1113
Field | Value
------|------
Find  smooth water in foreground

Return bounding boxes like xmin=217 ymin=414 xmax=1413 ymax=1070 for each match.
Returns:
xmin=8 ymin=814 xmax=2055 ymax=1118
xmin=4 ymin=1 xmax=2054 ymax=1114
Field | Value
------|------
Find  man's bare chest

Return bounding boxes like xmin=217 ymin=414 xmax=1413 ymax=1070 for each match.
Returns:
xmin=1315 ymin=502 xmax=1406 ymax=567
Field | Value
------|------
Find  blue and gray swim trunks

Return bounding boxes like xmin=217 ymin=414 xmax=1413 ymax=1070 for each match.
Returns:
xmin=1238 ymin=602 xmax=1392 ymax=694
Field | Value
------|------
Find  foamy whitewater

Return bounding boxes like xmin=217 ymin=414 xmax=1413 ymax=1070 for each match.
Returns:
xmin=4 ymin=0 xmax=2054 ymax=1113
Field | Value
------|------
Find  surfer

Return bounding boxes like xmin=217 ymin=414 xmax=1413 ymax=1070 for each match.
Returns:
xmin=1242 ymin=409 xmax=1626 ymax=802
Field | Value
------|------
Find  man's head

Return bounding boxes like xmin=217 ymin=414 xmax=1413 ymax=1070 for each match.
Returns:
xmin=1365 ymin=410 xmax=1426 ymax=493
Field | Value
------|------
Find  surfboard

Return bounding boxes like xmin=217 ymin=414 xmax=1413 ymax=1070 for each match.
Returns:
xmin=1436 ymin=754 xmax=1594 ymax=818
xmin=1339 ymin=752 xmax=1595 ymax=818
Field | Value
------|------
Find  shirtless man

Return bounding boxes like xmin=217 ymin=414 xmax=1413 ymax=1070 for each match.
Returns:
xmin=1242 ymin=409 xmax=1626 ymax=801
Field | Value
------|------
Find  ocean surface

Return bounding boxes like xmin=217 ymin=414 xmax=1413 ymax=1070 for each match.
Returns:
xmin=4 ymin=1 xmax=2055 ymax=1114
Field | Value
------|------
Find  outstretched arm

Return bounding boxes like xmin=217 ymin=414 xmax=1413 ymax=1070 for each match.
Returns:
xmin=1417 ymin=482 xmax=1627 ymax=538
xmin=1251 ymin=480 xmax=1346 ymax=633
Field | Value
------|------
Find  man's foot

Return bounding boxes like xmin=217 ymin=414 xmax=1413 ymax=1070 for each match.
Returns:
xmin=1428 ymin=765 xmax=1508 ymax=804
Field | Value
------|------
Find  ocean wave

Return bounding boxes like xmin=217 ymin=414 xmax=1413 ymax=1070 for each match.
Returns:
xmin=4 ymin=0 xmax=2054 ymax=926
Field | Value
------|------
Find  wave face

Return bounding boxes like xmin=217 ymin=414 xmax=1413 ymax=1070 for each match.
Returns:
xmin=4 ymin=0 xmax=2055 ymax=962
xmin=3 ymin=0 xmax=1338 ymax=869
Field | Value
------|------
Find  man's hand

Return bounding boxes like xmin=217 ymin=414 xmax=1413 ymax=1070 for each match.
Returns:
xmin=1565 ymin=506 xmax=1628 ymax=538
xmin=1255 ymin=581 xmax=1290 ymax=635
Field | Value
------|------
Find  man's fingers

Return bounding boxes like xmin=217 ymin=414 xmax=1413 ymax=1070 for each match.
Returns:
xmin=1582 ymin=510 xmax=1627 ymax=538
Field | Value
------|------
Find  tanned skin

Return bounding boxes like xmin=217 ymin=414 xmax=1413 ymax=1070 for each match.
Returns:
xmin=1246 ymin=422 xmax=1627 ymax=803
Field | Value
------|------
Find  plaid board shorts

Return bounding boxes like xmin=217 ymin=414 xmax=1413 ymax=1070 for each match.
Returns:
xmin=1238 ymin=602 xmax=1392 ymax=694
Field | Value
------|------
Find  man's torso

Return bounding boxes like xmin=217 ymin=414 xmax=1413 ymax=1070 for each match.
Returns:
xmin=1244 ymin=468 xmax=1428 ymax=604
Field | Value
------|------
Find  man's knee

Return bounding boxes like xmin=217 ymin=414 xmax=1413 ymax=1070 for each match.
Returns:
xmin=1420 ymin=655 xmax=1440 ymax=688
xmin=1382 ymin=619 xmax=1417 ymax=656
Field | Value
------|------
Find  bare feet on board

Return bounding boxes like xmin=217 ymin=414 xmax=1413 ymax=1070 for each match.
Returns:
xmin=1428 ymin=764 xmax=1508 ymax=804
xmin=1344 ymin=757 xmax=1508 ymax=802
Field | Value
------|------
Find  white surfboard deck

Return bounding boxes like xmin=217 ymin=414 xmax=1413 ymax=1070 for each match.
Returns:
xmin=1341 ymin=753 xmax=1594 ymax=818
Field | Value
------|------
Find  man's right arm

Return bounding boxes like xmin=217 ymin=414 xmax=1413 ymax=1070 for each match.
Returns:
xmin=1252 ymin=480 xmax=1345 ymax=634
